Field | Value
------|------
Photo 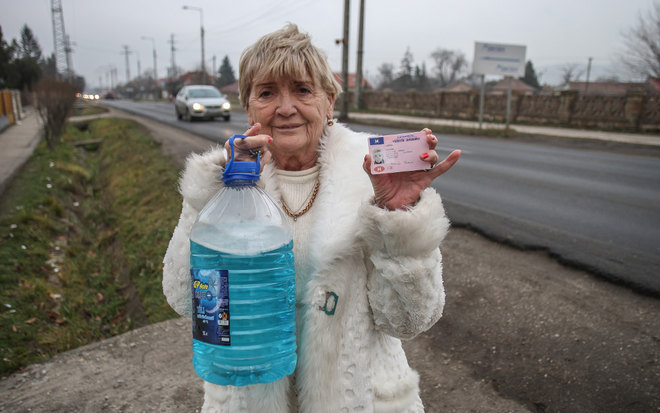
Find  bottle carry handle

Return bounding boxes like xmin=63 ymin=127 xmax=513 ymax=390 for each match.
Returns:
xmin=222 ymin=135 xmax=261 ymax=183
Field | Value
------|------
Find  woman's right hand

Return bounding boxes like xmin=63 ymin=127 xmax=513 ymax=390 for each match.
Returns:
xmin=224 ymin=123 xmax=272 ymax=171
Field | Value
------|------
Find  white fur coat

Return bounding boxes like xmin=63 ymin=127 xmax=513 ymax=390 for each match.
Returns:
xmin=162 ymin=123 xmax=450 ymax=413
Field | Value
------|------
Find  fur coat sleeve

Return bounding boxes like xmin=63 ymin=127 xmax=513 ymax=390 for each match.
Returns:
xmin=358 ymin=188 xmax=449 ymax=340
xmin=162 ymin=147 xmax=225 ymax=317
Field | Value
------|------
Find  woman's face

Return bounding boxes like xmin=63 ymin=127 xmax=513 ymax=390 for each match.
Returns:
xmin=247 ymin=72 xmax=335 ymax=162
xmin=373 ymin=149 xmax=384 ymax=163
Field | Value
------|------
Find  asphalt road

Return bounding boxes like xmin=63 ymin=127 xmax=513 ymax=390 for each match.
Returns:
xmin=101 ymin=99 xmax=660 ymax=296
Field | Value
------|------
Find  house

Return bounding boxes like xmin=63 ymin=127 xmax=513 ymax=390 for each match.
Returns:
xmin=219 ymin=81 xmax=239 ymax=94
xmin=219 ymin=81 xmax=239 ymax=102
xmin=489 ymin=78 xmax=538 ymax=95
xmin=645 ymin=77 xmax=660 ymax=95
xmin=333 ymin=73 xmax=372 ymax=91
xmin=441 ymin=81 xmax=475 ymax=92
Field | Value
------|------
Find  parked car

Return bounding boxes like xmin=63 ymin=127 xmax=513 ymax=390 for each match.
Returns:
xmin=174 ymin=85 xmax=231 ymax=121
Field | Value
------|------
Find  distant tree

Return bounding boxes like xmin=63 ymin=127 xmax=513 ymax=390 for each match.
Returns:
xmin=430 ymin=47 xmax=467 ymax=87
xmin=382 ymin=48 xmax=414 ymax=91
xmin=413 ymin=62 xmax=430 ymax=90
xmin=39 ymin=53 xmax=57 ymax=79
xmin=398 ymin=47 xmax=414 ymax=79
xmin=560 ymin=63 xmax=584 ymax=85
xmin=0 ymin=24 xmax=42 ymax=91
xmin=70 ymin=74 xmax=85 ymax=93
xmin=377 ymin=49 xmax=419 ymax=91
xmin=376 ymin=62 xmax=394 ymax=89
xmin=215 ymin=55 xmax=236 ymax=88
xmin=377 ymin=51 xmax=434 ymax=92
xmin=619 ymin=1 xmax=660 ymax=79
xmin=0 ymin=27 xmax=16 ymax=88
xmin=18 ymin=25 xmax=41 ymax=60
xmin=520 ymin=61 xmax=541 ymax=89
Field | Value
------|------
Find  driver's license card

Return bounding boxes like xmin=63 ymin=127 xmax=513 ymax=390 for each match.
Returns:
xmin=368 ymin=131 xmax=430 ymax=174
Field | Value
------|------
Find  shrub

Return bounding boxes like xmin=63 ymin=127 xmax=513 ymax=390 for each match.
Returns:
xmin=34 ymin=78 xmax=76 ymax=150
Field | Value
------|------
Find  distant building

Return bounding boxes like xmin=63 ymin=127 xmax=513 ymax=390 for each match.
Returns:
xmin=219 ymin=81 xmax=239 ymax=103
xmin=333 ymin=73 xmax=372 ymax=91
xmin=645 ymin=77 xmax=660 ymax=95
xmin=219 ymin=81 xmax=239 ymax=95
xmin=179 ymin=71 xmax=207 ymax=85
xmin=442 ymin=81 xmax=475 ymax=93
xmin=489 ymin=78 xmax=538 ymax=95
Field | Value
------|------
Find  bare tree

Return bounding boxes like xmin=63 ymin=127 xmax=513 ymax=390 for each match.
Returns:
xmin=430 ymin=48 xmax=467 ymax=87
xmin=620 ymin=1 xmax=660 ymax=79
xmin=560 ymin=63 xmax=584 ymax=86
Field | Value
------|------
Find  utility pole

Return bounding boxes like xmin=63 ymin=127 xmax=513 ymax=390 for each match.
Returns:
xmin=339 ymin=0 xmax=350 ymax=121
xmin=355 ymin=0 xmax=365 ymax=109
xmin=136 ymin=51 xmax=141 ymax=79
xmin=168 ymin=34 xmax=177 ymax=79
xmin=142 ymin=36 xmax=158 ymax=84
xmin=183 ymin=5 xmax=206 ymax=84
xmin=585 ymin=57 xmax=593 ymax=95
xmin=122 ymin=45 xmax=131 ymax=82
xmin=213 ymin=55 xmax=217 ymax=84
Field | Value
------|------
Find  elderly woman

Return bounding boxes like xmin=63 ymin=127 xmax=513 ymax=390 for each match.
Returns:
xmin=163 ymin=24 xmax=460 ymax=413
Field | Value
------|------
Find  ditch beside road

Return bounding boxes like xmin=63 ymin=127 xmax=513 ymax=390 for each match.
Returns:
xmin=1 ymin=107 xmax=658 ymax=413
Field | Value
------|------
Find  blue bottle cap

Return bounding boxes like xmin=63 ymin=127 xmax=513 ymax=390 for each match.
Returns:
xmin=222 ymin=135 xmax=261 ymax=184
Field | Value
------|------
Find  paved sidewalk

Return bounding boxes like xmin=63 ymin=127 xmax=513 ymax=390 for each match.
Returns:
xmin=0 ymin=107 xmax=42 ymax=197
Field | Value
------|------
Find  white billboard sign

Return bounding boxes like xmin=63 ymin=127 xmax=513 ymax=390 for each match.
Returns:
xmin=473 ymin=42 xmax=526 ymax=77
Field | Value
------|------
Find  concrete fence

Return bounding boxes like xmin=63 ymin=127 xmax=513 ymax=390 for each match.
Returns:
xmin=356 ymin=89 xmax=660 ymax=132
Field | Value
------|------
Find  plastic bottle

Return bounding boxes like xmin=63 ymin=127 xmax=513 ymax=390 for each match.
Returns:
xmin=189 ymin=135 xmax=296 ymax=386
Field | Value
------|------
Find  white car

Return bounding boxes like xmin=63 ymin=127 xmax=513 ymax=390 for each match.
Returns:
xmin=175 ymin=85 xmax=231 ymax=121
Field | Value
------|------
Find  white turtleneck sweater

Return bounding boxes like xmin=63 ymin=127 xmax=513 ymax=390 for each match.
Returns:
xmin=274 ymin=165 xmax=321 ymax=300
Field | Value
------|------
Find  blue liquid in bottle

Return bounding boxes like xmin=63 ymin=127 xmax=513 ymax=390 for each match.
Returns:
xmin=189 ymin=136 xmax=296 ymax=386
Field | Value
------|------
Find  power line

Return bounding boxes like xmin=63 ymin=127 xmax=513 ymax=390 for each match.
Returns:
xmin=205 ymin=0 xmax=318 ymax=39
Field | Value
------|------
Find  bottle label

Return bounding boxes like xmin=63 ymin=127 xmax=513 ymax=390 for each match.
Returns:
xmin=190 ymin=268 xmax=231 ymax=346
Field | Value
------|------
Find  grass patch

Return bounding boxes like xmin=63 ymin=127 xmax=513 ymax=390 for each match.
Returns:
xmin=0 ymin=117 xmax=181 ymax=376
xmin=71 ymin=101 xmax=109 ymax=117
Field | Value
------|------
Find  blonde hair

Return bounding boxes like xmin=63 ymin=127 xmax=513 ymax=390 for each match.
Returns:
xmin=238 ymin=24 xmax=342 ymax=108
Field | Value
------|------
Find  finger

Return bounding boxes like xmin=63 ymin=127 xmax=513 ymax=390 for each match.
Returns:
xmin=260 ymin=150 xmax=272 ymax=171
xmin=237 ymin=135 xmax=271 ymax=153
xmin=429 ymin=149 xmax=461 ymax=178
xmin=362 ymin=154 xmax=373 ymax=176
xmin=244 ymin=123 xmax=261 ymax=136
xmin=421 ymin=150 xmax=440 ymax=167
xmin=421 ymin=128 xmax=438 ymax=151
xmin=427 ymin=133 xmax=438 ymax=150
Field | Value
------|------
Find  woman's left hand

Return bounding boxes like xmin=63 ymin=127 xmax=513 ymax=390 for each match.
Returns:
xmin=362 ymin=129 xmax=461 ymax=210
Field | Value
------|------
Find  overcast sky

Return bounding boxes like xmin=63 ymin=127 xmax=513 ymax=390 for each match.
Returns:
xmin=1 ymin=0 xmax=656 ymax=90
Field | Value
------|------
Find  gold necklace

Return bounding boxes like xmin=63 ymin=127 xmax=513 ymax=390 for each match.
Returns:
xmin=281 ymin=180 xmax=320 ymax=221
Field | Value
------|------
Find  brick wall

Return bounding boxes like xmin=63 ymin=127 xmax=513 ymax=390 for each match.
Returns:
xmin=358 ymin=89 xmax=660 ymax=132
